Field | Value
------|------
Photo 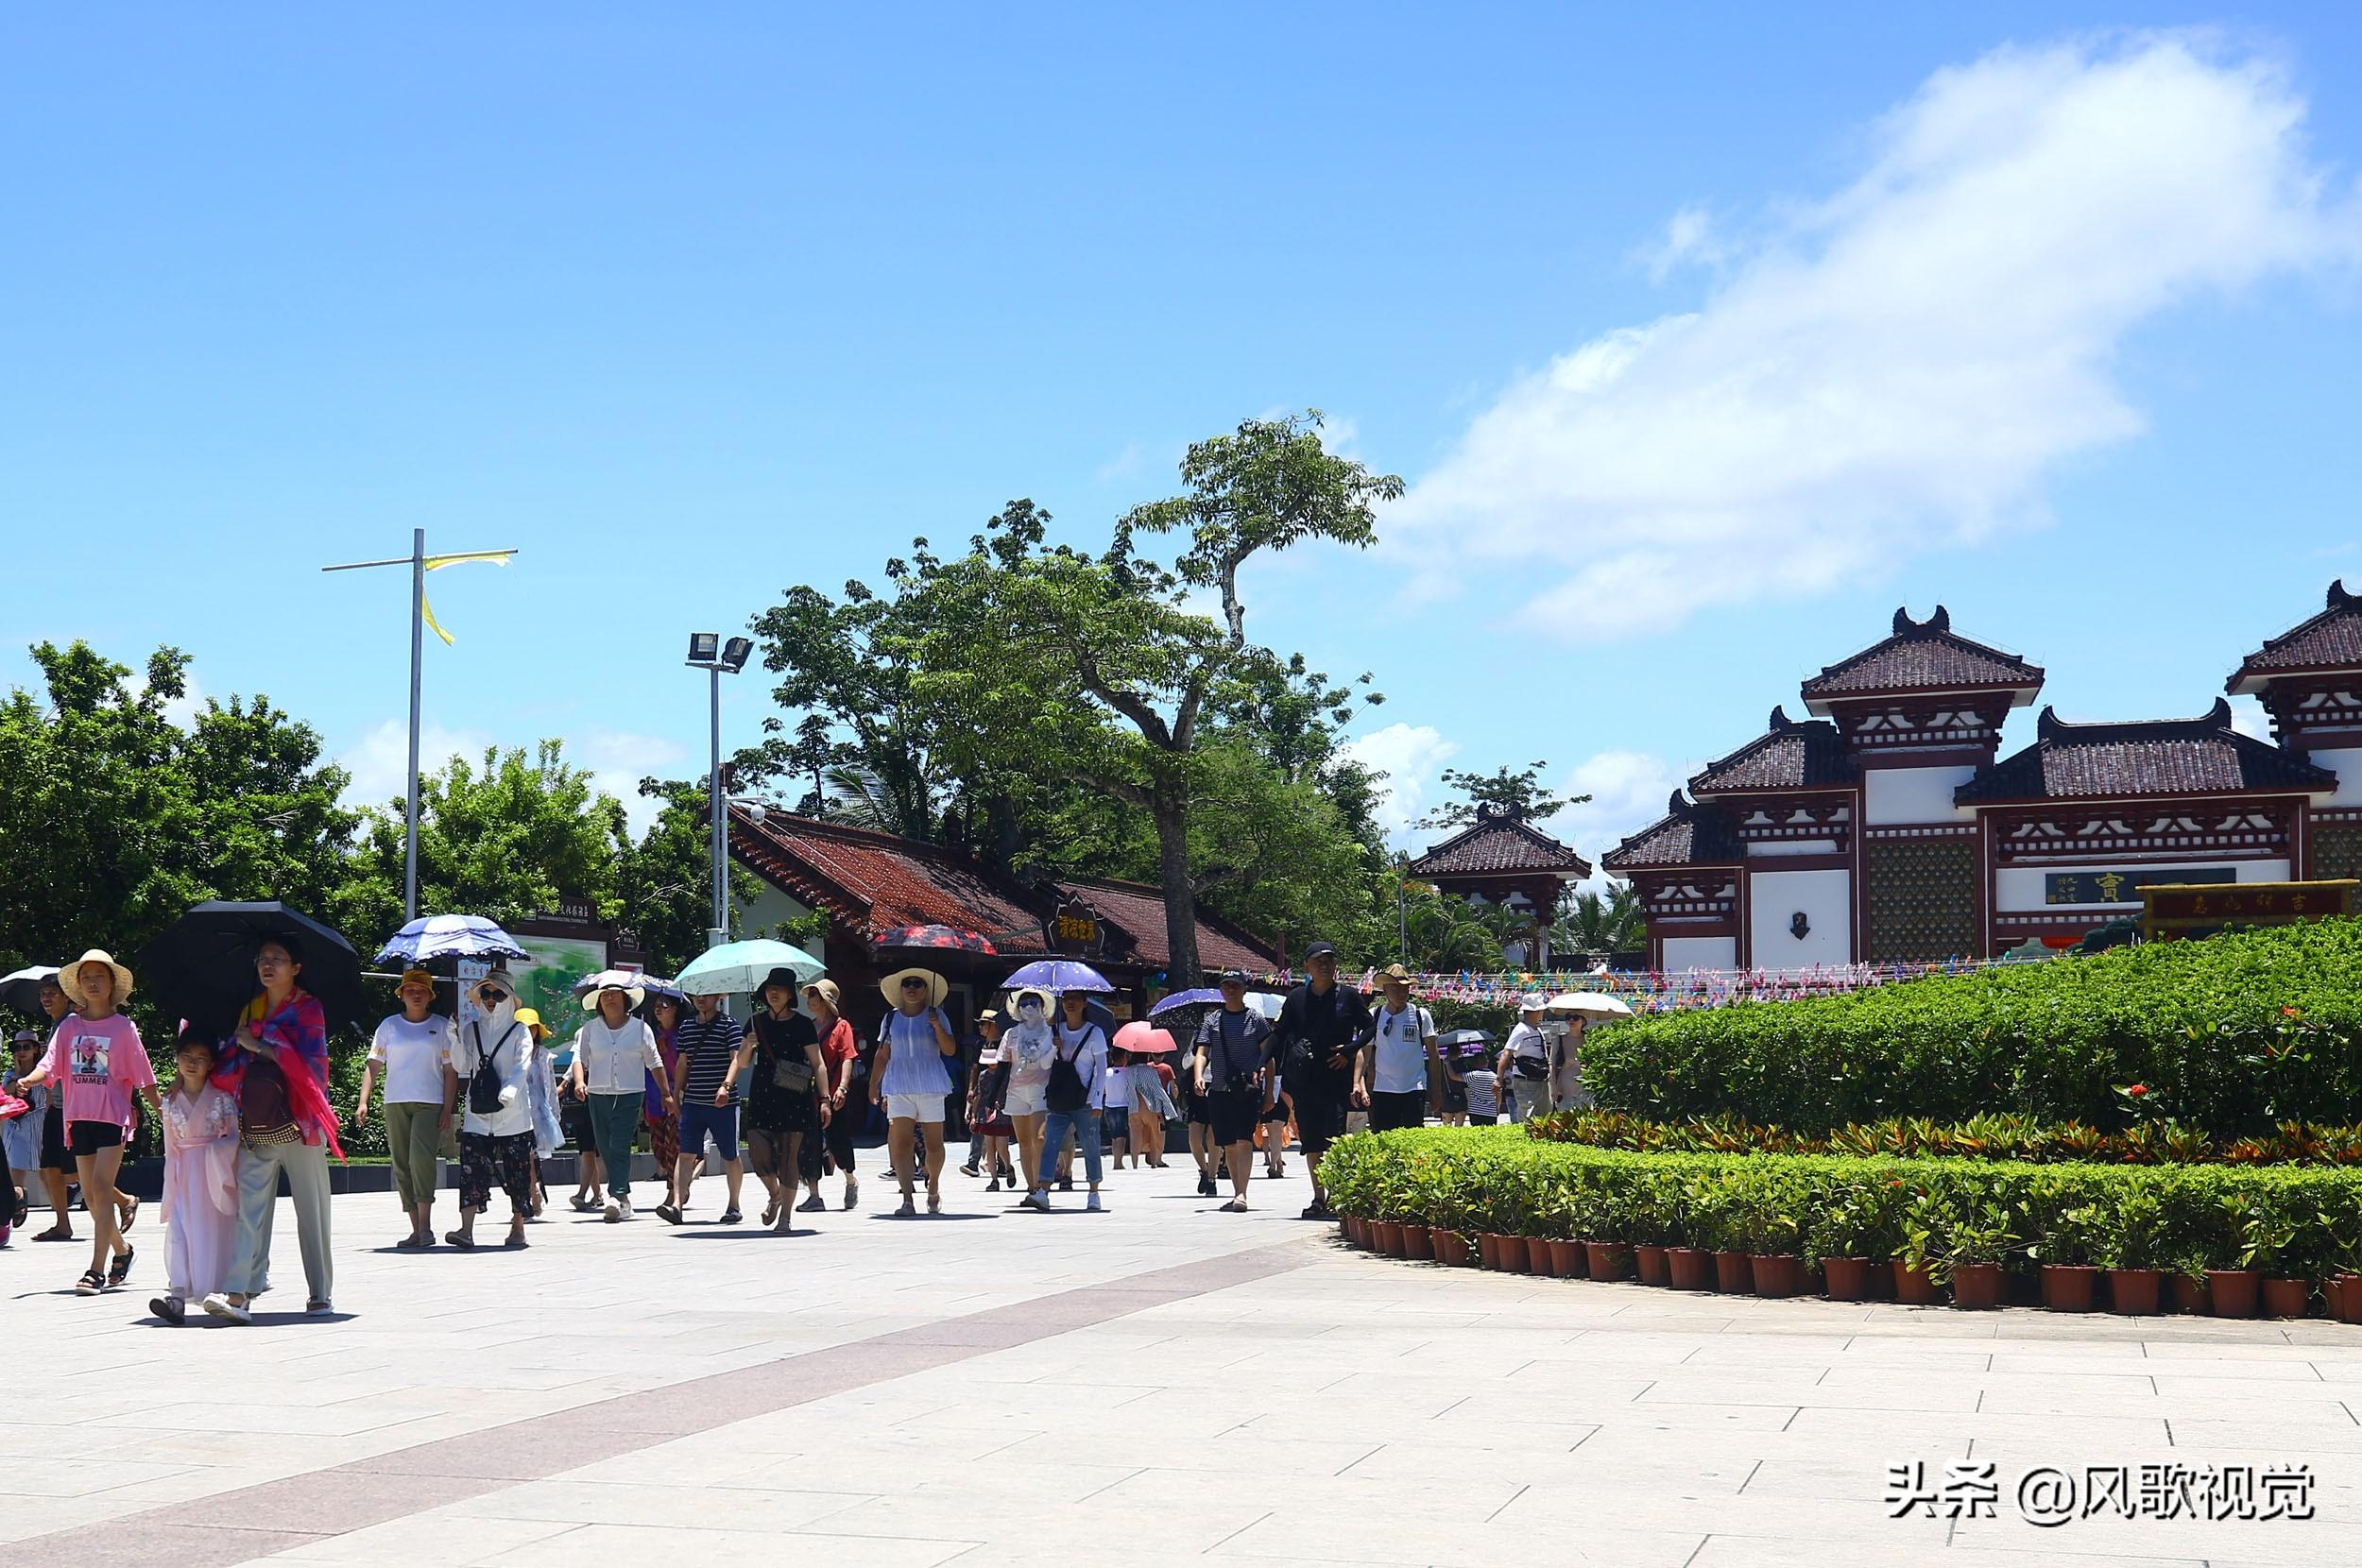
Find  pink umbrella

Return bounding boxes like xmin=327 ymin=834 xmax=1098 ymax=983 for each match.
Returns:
xmin=1113 ymin=1021 xmax=1179 ymax=1055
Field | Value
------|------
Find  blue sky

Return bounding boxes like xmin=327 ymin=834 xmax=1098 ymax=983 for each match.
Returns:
xmin=5 ymin=6 xmax=2359 ymax=868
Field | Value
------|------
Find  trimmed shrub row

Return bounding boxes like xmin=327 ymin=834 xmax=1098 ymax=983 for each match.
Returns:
xmin=1323 ymin=1128 xmax=2362 ymax=1311
xmin=1581 ymin=919 xmax=2362 ymax=1134
xmin=1523 ymin=1108 xmax=2362 ymax=1167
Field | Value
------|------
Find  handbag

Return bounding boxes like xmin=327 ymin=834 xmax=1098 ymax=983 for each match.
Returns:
xmin=772 ymin=1055 xmax=816 ymax=1094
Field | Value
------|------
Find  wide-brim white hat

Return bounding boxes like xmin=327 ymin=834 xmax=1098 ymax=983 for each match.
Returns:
xmin=880 ymin=967 xmax=949 ymax=1007
xmin=582 ymin=981 xmax=646 ymax=1013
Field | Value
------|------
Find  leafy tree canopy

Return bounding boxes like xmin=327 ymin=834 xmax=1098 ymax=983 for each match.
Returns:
xmin=1415 ymin=760 xmax=1586 ymax=831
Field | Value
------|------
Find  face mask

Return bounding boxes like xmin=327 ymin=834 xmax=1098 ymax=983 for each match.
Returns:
xmin=1018 ymin=1002 xmax=1045 ymax=1023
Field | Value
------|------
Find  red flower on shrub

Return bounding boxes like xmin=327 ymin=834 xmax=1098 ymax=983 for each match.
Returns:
xmin=2282 ymin=1006 xmax=2302 ymax=1018
xmin=2126 ymin=1084 xmax=2148 ymax=1098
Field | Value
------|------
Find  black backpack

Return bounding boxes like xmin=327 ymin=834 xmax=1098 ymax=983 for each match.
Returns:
xmin=467 ymin=1021 xmax=520 ymax=1116
xmin=1047 ymin=1026 xmax=1094 ymax=1114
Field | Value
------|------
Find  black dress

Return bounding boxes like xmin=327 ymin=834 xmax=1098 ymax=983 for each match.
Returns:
xmin=746 ymin=1011 xmax=820 ymax=1135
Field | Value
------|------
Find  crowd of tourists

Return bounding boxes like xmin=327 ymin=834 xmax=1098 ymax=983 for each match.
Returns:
xmin=0 ymin=935 xmax=1586 ymax=1323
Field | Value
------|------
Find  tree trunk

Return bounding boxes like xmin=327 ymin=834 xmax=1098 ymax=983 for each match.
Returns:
xmin=1153 ymin=797 xmax=1201 ymax=987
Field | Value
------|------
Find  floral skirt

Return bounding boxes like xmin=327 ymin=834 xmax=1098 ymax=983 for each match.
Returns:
xmin=459 ymin=1130 xmax=537 ymax=1213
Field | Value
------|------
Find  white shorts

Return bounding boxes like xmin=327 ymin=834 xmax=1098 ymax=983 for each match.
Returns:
xmin=884 ymin=1092 xmax=948 ymax=1125
xmin=1002 ymin=1084 xmax=1046 ymax=1117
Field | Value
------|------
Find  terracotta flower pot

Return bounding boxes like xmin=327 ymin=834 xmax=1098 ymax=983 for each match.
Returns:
xmin=1950 ymin=1262 xmax=2005 ymax=1309
xmin=1547 ymin=1238 xmax=1586 ymax=1278
xmin=1667 ymin=1247 xmax=1713 ymax=1291
xmin=1750 ymin=1254 xmax=1803 ymax=1298
xmin=2262 ymin=1277 xmax=2310 ymax=1320
xmin=1712 ymin=1251 xmax=1753 ymax=1293
xmin=2039 ymin=1265 xmax=2099 ymax=1313
xmin=2168 ymin=1273 xmax=2208 ymax=1314
xmin=1495 ymin=1235 xmax=1531 ymax=1274
xmin=1346 ymin=1216 xmax=1369 ymax=1248
xmin=1634 ymin=1244 xmax=1670 ymax=1286
xmin=1527 ymin=1236 xmax=1558 ymax=1275
xmin=1400 ymin=1224 xmax=1434 ymax=1262
xmin=1893 ymin=1262 xmax=1942 ymax=1304
xmin=1585 ymin=1241 xmax=1633 ymax=1281
xmin=2204 ymin=1270 xmax=2260 ymax=1319
xmin=2105 ymin=1268 xmax=2162 ymax=1315
xmin=1429 ymin=1227 xmax=1470 ymax=1267
xmin=1477 ymin=1233 xmax=1503 ymax=1269
xmin=1371 ymin=1220 xmax=1404 ymax=1258
xmin=1822 ymin=1256 xmax=1875 ymax=1302
xmin=2335 ymin=1275 xmax=2362 ymax=1324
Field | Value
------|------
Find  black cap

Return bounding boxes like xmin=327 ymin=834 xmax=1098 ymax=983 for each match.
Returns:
xmin=1304 ymin=942 xmax=1338 ymax=961
xmin=1218 ymin=968 xmax=1249 ymax=983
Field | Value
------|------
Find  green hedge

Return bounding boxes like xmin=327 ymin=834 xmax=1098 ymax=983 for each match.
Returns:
xmin=1524 ymin=1107 xmax=2362 ymax=1166
xmin=1583 ymin=920 xmax=2362 ymax=1134
xmin=1322 ymin=1127 xmax=2362 ymax=1281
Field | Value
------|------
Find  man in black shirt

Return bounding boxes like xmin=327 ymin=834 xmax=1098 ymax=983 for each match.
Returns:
xmin=1191 ymin=969 xmax=1274 ymax=1213
xmin=1271 ymin=941 xmax=1370 ymax=1219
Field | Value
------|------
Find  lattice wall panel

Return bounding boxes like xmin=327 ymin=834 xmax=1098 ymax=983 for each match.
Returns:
xmin=1864 ymin=838 xmax=1979 ymax=962
xmin=2315 ymin=824 xmax=2362 ymax=882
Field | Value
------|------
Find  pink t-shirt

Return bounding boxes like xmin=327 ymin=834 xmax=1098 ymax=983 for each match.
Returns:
xmin=43 ymin=1014 xmax=154 ymax=1133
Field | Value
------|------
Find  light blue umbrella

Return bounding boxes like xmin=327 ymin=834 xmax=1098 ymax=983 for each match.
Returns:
xmin=1002 ymin=959 xmax=1114 ymax=995
xmin=676 ymin=939 xmax=828 ymax=997
xmin=374 ymin=913 xmax=529 ymax=965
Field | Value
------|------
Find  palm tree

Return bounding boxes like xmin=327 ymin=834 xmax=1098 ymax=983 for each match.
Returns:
xmin=1559 ymin=880 xmax=1647 ymax=960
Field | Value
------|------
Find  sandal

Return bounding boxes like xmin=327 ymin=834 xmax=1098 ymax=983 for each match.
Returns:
xmin=107 ymin=1245 xmax=134 ymax=1287
xmin=761 ymin=1198 xmax=780 ymax=1227
xmin=75 ymin=1270 xmax=105 ymax=1296
xmin=118 ymin=1195 xmax=139 ymax=1233
xmin=32 ymin=1225 xmax=72 ymax=1242
xmin=719 ymin=1206 xmax=743 ymax=1225
xmin=444 ymin=1231 xmax=475 ymax=1252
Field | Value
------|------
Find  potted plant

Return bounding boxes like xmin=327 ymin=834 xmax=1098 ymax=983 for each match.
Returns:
xmin=2033 ymin=1202 xmax=2104 ymax=1313
xmin=1807 ymin=1182 xmax=1891 ymax=1302
xmin=2207 ymin=1195 xmax=2267 ymax=1319
xmin=1893 ymin=1187 xmax=1946 ymax=1305
xmin=1427 ymin=1189 xmax=1473 ymax=1268
xmin=1579 ymin=1183 xmax=1631 ymax=1281
xmin=1627 ymin=1181 xmax=1672 ymax=1285
xmin=1943 ymin=1202 xmax=2019 ymax=1310
xmin=1668 ymin=1175 xmax=1718 ymax=1290
xmin=2248 ymin=1198 xmax=2311 ymax=1320
xmin=2097 ymin=1187 xmax=2165 ymax=1315
xmin=1745 ymin=1186 xmax=1806 ymax=1298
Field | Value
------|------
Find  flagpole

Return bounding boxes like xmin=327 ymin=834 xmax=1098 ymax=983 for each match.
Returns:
xmin=406 ymin=527 xmax=425 ymax=922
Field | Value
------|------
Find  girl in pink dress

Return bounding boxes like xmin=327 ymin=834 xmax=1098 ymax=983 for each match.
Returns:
xmin=151 ymin=1031 xmax=239 ymax=1325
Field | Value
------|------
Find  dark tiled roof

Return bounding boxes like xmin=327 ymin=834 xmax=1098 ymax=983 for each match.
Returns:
xmin=1687 ymin=707 xmax=1854 ymax=794
xmin=2228 ymin=581 xmax=2362 ymax=690
xmin=1955 ymin=700 xmax=2337 ymax=804
xmin=1053 ymin=876 xmax=1278 ymax=970
xmin=1801 ymin=605 xmax=2045 ymax=701
xmin=1602 ymin=792 xmax=1743 ymax=870
xmin=1409 ymin=808 xmax=1592 ymax=878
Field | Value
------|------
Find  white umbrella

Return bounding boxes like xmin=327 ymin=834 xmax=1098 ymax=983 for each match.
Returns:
xmin=676 ymin=939 xmax=827 ymax=997
xmin=1547 ymin=992 xmax=1633 ymax=1018
xmin=1243 ymin=991 xmax=1287 ymax=1021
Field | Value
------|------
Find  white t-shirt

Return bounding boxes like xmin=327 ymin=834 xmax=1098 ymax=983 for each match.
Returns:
xmin=1369 ymin=1003 xmax=1435 ymax=1095
xmin=1100 ymin=1062 xmax=1130 ymax=1112
xmin=1505 ymin=1021 xmax=1550 ymax=1077
xmin=368 ymin=1014 xmax=454 ymax=1106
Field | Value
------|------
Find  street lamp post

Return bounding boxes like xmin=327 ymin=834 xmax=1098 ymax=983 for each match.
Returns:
xmin=686 ymin=633 xmax=754 ymax=950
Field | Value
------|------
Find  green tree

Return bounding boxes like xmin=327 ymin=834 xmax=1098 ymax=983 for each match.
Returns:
xmin=334 ymin=741 xmax=629 ymax=946
xmin=0 ymin=640 xmax=356 ymax=968
xmin=1560 ymin=881 xmax=1648 ymax=959
xmin=1414 ymin=760 xmax=1585 ymax=831
xmin=614 ymin=776 xmax=765 ymax=977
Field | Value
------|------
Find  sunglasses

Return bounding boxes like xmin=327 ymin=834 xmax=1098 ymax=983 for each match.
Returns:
xmin=479 ymin=988 xmax=509 ymax=1002
xmin=900 ymin=980 xmax=926 ymax=990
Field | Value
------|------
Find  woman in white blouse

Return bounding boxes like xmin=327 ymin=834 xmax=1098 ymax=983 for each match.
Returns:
xmin=567 ymin=982 xmax=676 ymax=1222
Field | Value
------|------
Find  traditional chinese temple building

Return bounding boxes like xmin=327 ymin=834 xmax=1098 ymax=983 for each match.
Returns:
xmin=1603 ymin=587 xmax=2362 ymax=969
xmin=723 ymin=806 xmax=1279 ymax=1036
xmin=1404 ymin=804 xmax=1593 ymax=966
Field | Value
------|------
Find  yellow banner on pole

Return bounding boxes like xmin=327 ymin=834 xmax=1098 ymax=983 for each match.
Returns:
xmin=419 ymin=551 xmax=511 ymax=644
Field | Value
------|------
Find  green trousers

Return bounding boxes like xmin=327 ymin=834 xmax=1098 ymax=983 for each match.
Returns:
xmin=385 ymin=1100 xmax=442 ymax=1211
xmin=589 ymin=1092 xmax=642 ymax=1202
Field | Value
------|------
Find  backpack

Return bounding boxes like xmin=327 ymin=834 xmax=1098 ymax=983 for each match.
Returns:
xmin=1046 ymin=1026 xmax=1095 ymax=1114
xmin=467 ymin=1021 xmax=520 ymax=1116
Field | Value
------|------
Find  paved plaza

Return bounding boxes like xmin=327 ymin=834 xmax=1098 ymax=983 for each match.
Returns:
xmin=5 ymin=1159 xmax=2359 ymax=1568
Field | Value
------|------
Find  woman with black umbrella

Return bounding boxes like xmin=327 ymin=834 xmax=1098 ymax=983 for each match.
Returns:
xmin=204 ymin=936 xmax=342 ymax=1322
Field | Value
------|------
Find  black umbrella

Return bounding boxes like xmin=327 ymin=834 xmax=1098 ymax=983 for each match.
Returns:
xmin=136 ymin=901 xmax=367 ymax=1039
xmin=0 ymin=965 xmax=60 ymax=1017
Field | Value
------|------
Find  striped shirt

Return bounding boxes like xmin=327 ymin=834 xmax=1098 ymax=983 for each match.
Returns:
xmin=675 ymin=1012 xmax=745 ymax=1103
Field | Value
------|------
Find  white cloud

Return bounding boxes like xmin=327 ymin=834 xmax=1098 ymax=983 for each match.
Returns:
xmin=2227 ymin=694 xmax=2274 ymax=741
xmin=1637 ymin=204 xmax=1730 ymax=281
xmin=1540 ymin=750 xmax=1694 ymax=890
xmin=572 ymin=728 xmax=689 ymax=836
xmin=1392 ymin=34 xmax=2362 ymax=639
xmin=1344 ymin=722 xmax=1462 ymax=846
xmin=337 ymin=719 xmax=495 ymax=812
xmin=1096 ymin=440 xmax=1148 ymax=483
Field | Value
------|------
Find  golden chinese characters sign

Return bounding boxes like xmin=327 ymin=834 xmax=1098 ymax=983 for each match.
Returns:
xmin=2139 ymin=879 xmax=2360 ymax=942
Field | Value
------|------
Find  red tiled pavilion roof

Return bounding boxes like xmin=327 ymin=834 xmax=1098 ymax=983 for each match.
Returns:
xmin=1052 ymin=875 xmax=1278 ymax=971
xmin=1954 ymin=700 xmax=2337 ymax=804
xmin=1408 ymin=807 xmax=1592 ymax=878
xmin=1601 ymin=792 xmax=1742 ymax=871
xmin=1800 ymin=605 xmax=2044 ymax=710
xmin=2228 ymin=581 xmax=2362 ymax=693
xmin=1687 ymin=707 xmax=1854 ymax=794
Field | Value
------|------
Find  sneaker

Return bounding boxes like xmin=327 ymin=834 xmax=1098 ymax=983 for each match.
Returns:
xmin=1087 ymin=1193 xmax=1103 ymax=1213
xmin=618 ymin=1199 xmax=634 ymax=1221
xmin=1056 ymin=1177 xmax=1073 ymax=1192
xmin=958 ymin=1163 xmax=982 ymax=1179
xmin=1018 ymin=1191 xmax=1051 ymax=1212
xmin=656 ymin=1202 xmax=684 ymax=1226
xmin=797 ymin=1194 xmax=826 ymax=1213
xmin=1197 ymin=1173 xmax=1217 ymax=1197
xmin=896 ymin=1196 xmax=916 ymax=1218
xmin=1301 ymin=1202 xmax=1325 ymax=1220
xmin=985 ymin=1178 xmax=1001 ymax=1193
xmin=306 ymin=1299 xmax=334 ymax=1314
xmin=604 ymin=1201 xmax=623 ymax=1223
xmin=200 ymin=1294 xmax=251 ymax=1324
xmin=842 ymin=1177 xmax=859 ymax=1210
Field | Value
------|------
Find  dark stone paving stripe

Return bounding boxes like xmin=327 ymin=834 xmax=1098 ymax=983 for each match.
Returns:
xmin=0 ymin=1238 xmax=1312 ymax=1568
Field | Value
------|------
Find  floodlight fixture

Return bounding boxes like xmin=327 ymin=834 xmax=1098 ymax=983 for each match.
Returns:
xmin=687 ymin=631 xmax=720 ymax=666
xmin=721 ymin=636 xmax=754 ymax=673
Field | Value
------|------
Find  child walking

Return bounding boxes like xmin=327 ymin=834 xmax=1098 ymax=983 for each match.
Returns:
xmin=152 ymin=1031 xmax=239 ymax=1324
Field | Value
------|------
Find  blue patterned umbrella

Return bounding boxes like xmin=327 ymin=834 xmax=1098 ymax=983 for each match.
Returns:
xmin=374 ymin=914 xmax=529 ymax=965
xmin=1001 ymin=959 xmax=1114 ymax=995
xmin=572 ymin=968 xmax=688 ymax=1007
xmin=1149 ymin=988 xmax=1223 ymax=1017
